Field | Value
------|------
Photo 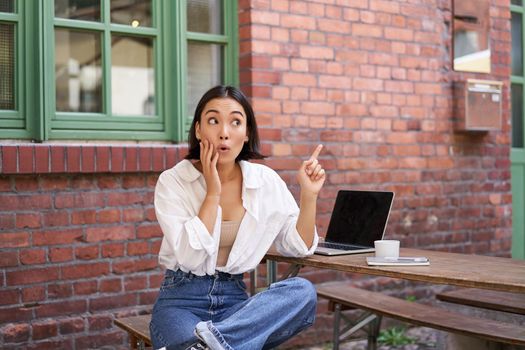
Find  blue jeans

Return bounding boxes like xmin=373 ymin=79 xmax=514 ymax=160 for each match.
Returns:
xmin=150 ymin=269 xmax=317 ymax=350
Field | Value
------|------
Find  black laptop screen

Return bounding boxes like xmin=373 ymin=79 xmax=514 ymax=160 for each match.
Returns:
xmin=325 ymin=190 xmax=394 ymax=246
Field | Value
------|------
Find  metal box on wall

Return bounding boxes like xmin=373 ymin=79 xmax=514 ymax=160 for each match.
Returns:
xmin=454 ymin=79 xmax=503 ymax=131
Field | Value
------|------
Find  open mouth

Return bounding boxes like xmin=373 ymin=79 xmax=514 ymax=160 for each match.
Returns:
xmin=217 ymin=145 xmax=230 ymax=152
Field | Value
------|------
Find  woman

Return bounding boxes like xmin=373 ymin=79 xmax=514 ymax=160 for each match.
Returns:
xmin=150 ymin=85 xmax=326 ymax=350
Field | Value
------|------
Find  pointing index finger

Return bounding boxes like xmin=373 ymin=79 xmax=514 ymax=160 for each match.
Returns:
xmin=309 ymin=144 xmax=323 ymax=160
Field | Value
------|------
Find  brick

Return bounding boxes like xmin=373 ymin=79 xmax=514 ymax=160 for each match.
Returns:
xmin=101 ymin=243 xmax=125 ymax=258
xmin=81 ymin=146 xmax=95 ymax=172
xmin=73 ymin=280 xmax=98 ymax=296
xmin=47 ymin=283 xmax=73 ymax=300
xmin=0 ymin=232 xmax=30 ymax=248
xmin=21 ymin=286 xmax=45 ymax=302
xmin=33 ymin=320 xmax=58 ymax=340
xmin=35 ymin=146 xmax=50 ymax=173
xmin=61 ymin=262 xmax=110 ymax=280
xmin=97 ymin=209 xmax=121 ymax=223
xmin=107 ymin=192 xmax=148 ymax=206
xmin=7 ymin=266 xmax=59 ymax=285
xmin=136 ymin=224 xmax=162 ymax=239
xmin=71 ymin=209 xmax=97 ymax=225
xmin=18 ymin=146 xmax=34 ymax=173
xmin=124 ymin=147 xmax=138 ymax=172
xmin=110 ymin=146 xmax=124 ymax=172
xmin=2 ymin=323 xmax=30 ymax=343
xmin=139 ymin=290 xmax=157 ymax=305
xmin=138 ymin=147 xmax=152 ymax=171
xmin=124 ymin=275 xmax=147 ymax=291
xmin=1 ymin=194 xmax=52 ymax=211
xmin=96 ymin=146 xmax=110 ymax=172
xmin=55 ymin=192 xmax=104 ymax=209
xmin=42 ymin=211 xmax=69 ymax=227
xmin=50 ymin=146 xmax=66 ymax=173
xmin=99 ymin=278 xmax=122 ymax=293
xmin=122 ymin=208 xmax=144 ymax=222
xmin=36 ymin=299 xmax=87 ymax=318
xmin=33 ymin=228 xmax=83 ymax=246
xmin=16 ymin=213 xmax=41 ymax=229
xmin=0 ymin=251 xmax=18 ymax=268
xmin=59 ymin=317 xmax=85 ymax=334
xmin=20 ymin=248 xmax=46 ymax=265
xmin=49 ymin=247 xmax=73 ymax=263
xmin=112 ymin=258 xmax=158 ymax=274
xmin=152 ymin=147 xmax=165 ymax=171
xmin=2 ymin=146 xmax=17 ymax=173
xmin=89 ymin=293 xmax=137 ymax=312
xmin=88 ymin=315 xmax=113 ymax=331
xmin=127 ymin=241 xmax=149 ymax=256
xmin=75 ymin=245 xmax=99 ymax=260
xmin=74 ymin=330 xmax=124 ymax=349
xmin=85 ymin=225 xmax=135 ymax=242
xmin=0 ymin=306 xmax=33 ymax=323
xmin=0 ymin=289 xmax=19 ymax=305
xmin=66 ymin=146 xmax=81 ymax=172
xmin=39 ymin=176 xmax=69 ymax=190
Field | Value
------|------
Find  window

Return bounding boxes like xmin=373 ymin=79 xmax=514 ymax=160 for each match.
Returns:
xmin=0 ymin=0 xmax=238 ymax=141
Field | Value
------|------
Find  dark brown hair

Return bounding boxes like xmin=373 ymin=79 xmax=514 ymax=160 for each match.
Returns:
xmin=185 ymin=85 xmax=265 ymax=161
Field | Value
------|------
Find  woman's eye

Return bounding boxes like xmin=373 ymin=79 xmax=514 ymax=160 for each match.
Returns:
xmin=232 ymin=119 xmax=241 ymax=126
xmin=208 ymin=118 xmax=218 ymax=125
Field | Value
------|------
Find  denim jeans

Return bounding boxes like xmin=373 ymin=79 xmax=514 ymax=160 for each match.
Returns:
xmin=150 ymin=269 xmax=317 ymax=350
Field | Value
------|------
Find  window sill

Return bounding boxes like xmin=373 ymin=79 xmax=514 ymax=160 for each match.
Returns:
xmin=0 ymin=143 xmax=187 ymax=174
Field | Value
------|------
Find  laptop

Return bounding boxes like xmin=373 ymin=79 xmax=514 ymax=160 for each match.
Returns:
xmin=315 ymin=190 xmax=395 ymax=256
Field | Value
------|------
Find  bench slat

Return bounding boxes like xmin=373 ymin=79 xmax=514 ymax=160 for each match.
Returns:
xmin=317 ymin=284 xmax=525 ymax=345
xmin=114 ymin=315 xmax=152 ymax=346
xmin=437 ymin=288 xmax=525 ymax=315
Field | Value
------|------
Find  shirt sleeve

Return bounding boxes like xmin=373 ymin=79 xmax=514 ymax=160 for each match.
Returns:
xmin=154 ymin=172 xmax=219 ymax=270
xmin=272 ymin=176 xmax=319 ymax=257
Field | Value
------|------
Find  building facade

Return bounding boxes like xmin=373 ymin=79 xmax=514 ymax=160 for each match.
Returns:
xmin=0 ymin=0 xmax=517 ymax=348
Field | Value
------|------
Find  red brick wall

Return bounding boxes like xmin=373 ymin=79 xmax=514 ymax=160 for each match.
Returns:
xmin=238 ymin=0 xmax=511 ymax=346
xmin=0 ymin=0 xmax=513 ymax=348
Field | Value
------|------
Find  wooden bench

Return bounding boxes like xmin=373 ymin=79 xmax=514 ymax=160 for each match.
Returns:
xmin=114 ymin=315 xmax=152 ymax=350
xmin=317 ymin=283 xmax=525 ymax=350
xmin=436 ymin=288 xmax=525 ymax=315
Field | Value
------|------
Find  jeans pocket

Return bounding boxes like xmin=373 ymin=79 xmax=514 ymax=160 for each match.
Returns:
xmin=160 ymin=274 xmax=187 ymax=291
xmin=234 ymin=278 xmax=247 ymax=291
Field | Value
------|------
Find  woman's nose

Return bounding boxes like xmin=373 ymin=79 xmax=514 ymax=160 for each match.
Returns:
xmin=219 ymin=126 xmax=229 ymax=140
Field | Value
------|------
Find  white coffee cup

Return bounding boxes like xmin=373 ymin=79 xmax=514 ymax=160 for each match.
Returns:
xmin=374 ymin=240 xmax=400 ymax=258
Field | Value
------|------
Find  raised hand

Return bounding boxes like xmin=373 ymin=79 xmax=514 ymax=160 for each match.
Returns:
xmin=297 ymin=144 xmax=326 ymax=196
xmin=200 ymin=139 xmax=221 ymax=196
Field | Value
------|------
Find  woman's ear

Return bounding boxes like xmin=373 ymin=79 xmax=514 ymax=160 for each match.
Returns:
xmin=195 ymin=122 xmax=201 ymax=141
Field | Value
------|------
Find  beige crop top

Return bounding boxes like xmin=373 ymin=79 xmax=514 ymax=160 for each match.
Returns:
xmin=216 ymin=220 xmax=242 ymax=267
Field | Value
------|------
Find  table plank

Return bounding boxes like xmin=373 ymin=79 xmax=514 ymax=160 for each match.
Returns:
xmin=266 ymin=248 xmax=525 ymax=293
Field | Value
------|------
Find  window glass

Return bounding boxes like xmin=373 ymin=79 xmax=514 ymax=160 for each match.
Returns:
xmin=111 ymin=0 xmax=152 ymax=27
xmin=187 ymin=42 xmax=222 ymax=116
xmin=512 ymin=0 xmax=522 ymax=6
xmin=55 ymin=29 xmax=102 ymax=113
xmin=512 ymin=84 xmax=524 ymax=148
xmin=0 ymin=23 xmax=14 ymax=110
xmin=0 ymin=0 xmax=14 ymax=13
xmin=55 ymin=0 xmax=100 ymax=21
xmin=187 ymin=0 xmax=222 ymax=34
xmin=512 ymin=13 xmax=523 ymax=76
xmin=111 ymin=35 xmax=154 ymax=115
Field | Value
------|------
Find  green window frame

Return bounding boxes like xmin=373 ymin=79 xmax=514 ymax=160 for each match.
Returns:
xmin=0 ymin=1 xmax=41 ymax=139
xmin=0 ymin=0 xmax=238 ymax=141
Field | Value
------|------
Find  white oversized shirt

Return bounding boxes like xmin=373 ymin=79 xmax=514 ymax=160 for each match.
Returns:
xmin=154 ymin=159 xmax=319 ymax=276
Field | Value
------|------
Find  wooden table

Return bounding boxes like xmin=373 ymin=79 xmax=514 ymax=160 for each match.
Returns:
xmin=266 ymin=248 xmax=525 ymax=293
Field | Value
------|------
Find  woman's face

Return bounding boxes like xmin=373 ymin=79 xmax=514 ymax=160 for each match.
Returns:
xmin=196 ymin=97 xmax=249 ymax=165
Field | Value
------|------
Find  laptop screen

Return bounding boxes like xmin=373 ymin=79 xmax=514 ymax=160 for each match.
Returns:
xmin=325 ymin=190 xmax=394 ymax=246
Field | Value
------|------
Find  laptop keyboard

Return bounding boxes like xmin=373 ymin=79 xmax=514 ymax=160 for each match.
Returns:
xmin=318 ymin=242 xmax=367 ymax=250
